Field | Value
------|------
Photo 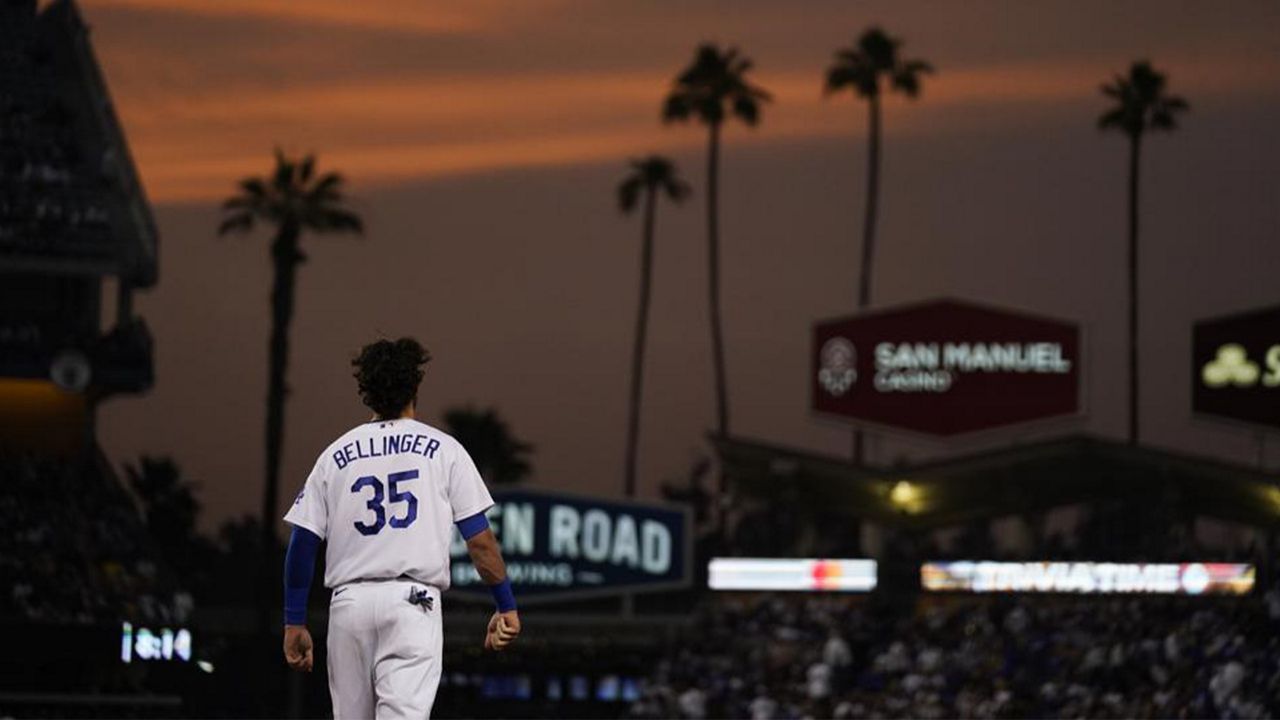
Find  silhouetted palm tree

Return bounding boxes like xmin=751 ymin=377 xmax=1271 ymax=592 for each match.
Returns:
xmin=218 ymin=150 xmax=362 ymax=557
xmin=663 ymin=43 xmax=770 ymax=444
xmin=617 ymin=156 xmax=690 ymax=497
xmin=1098 ymin=61 xmax=1187 ymax=445
xmin=826 ymin=28 xmax=932 ymax=463
xmin=443 ymin=406 xmax=533 ymax=485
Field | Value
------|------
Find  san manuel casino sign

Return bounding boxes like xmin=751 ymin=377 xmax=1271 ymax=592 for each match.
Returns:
xmin=812 ymin=299 xmax=1082 ymax=436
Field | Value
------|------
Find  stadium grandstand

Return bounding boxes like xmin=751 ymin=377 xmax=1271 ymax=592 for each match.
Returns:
xmin=625 ymin=434 xmax=1280 ymax=719
xmin=0 ymin=0 xmax=174 ymax=715
xmin=0 ymin=0 xmax=156 ymax=449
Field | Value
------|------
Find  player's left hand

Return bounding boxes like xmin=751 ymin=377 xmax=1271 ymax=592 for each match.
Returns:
xmin=284 ymin=625 xmax=314 ymax=672
xmin=484 ymin=610 xmax=520 ymax=651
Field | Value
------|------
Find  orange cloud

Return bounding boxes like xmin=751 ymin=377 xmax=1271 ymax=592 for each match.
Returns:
xmin=116 ymin=57 xmax=1273 ymax=203
xmin=88 ymin=0 xmax=548 ymax=35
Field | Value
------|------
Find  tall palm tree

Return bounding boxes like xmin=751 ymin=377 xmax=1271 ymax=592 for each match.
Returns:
xmin=1098 ymin=61 xmax=1187 ymax=446
xmin=443 ymin=406 xmax=534 ymax=485
xmin=617 ymin=156 xmax=690 ymax=497
xmin=663 ymin=43 xmax=770 ymax=446
xmin=825 ymin=28 xmax=932 ymax=463
xmin=218 ymin=150 xmax=362 ymax=558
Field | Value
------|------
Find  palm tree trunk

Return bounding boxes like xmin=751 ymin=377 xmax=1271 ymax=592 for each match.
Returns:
xmin=259 ymin=219 xmax=302 ymax=634
xmin=707 ymin=122 xmax=729 ymax=441
xmin=624 ymin=187 xmax=657 ymax=498
xmin=1126 ymin=134 xmax=1141 ymax=446
xmin=853 ymin=95 xmax=882 ymax=464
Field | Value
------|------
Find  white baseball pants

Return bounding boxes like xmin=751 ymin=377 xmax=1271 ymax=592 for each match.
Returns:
xmin=327 ymin=580 xmax=443 ymax=719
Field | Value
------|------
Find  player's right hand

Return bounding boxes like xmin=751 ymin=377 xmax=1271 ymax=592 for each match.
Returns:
xmin=484 ymin=610 xmax=520 ymax=651
xmin=284 ymin=625 xmax=314 ymax=672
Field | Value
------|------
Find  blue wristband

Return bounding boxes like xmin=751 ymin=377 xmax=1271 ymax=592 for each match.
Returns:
xmin=490 ymin=577 xmax=516 ymax=612
xmin=455 ymin=512 xmax=489 ymax=540
xmin=284 ymin=588 xmax=309 ymax=625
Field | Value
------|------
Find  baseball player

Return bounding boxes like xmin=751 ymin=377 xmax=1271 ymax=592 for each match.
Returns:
xmin=280 ymin=337 xmax=520 ymax=718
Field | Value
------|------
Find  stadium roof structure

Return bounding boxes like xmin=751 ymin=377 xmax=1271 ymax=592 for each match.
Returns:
xmin=716 ymin=434 xmax=1280 ymax=529
xmin=0 ymin=0 xmax=158 ymax=285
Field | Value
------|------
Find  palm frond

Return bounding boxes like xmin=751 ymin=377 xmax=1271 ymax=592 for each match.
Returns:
xmin=308 ymin=173 xmax=345 ymax=203
xmin=238 ymin=177 xmax=268 ymax=199
xmin=299 ymin=154 xmax=316 ymax=184
xmin=217 ymin=211 xmax=254 ymax=236
xmin=663 ymin=177 xmax=691 ymax=203
xmin=1096 ymin=107 xmax=1127 ymax=130
xmin=617 ymin=176 xmax=643 ymax=214
xmin=825 ymin=65 xmax=855 ymax=95
xmin=310 ymin=208 xmax=364 ymax=234
xmin=901 ymin=59 xmax=934 ymax=75
xmin=662 ymin=93 xmax=693 ymax=123
xmin=733 ymin=95 xmax=760 ymax=125
xmin=272 ymin=149 xmax=296 ymax=193
xmin=1150 ymin=110 xmax=1177 ymax=130
xmin=891 ymin=69 xmax=921 ymax=97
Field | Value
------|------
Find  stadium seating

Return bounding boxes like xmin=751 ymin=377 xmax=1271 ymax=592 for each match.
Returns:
xmin=0 ymin=450 xmax=189 ymax=625
xmin=630 ymin=591 xmax=1280 ymax=719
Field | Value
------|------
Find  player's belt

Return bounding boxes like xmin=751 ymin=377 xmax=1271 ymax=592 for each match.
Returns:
xmin=342 ymin=572 xmax=430 ymax=586
xmin=333 ymin=575 xmax=440 ymax=612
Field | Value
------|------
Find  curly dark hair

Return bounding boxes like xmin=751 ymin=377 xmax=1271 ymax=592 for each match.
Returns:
xmin=351 ymin=337 xmax=432 ymax=419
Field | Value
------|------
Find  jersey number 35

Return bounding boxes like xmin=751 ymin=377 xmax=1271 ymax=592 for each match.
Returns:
xmin=350 ymin=469 xmax=419 ymax=536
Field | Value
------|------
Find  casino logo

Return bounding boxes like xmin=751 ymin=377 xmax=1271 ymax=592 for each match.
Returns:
xmin=818 ymin=337 xmax=857 ymax=397
xmin=1202 ymin=344 xmax=1260 ymax=388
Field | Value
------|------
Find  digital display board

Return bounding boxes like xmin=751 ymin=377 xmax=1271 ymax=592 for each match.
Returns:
xmin=708 ymin=558 xmax=877 ymax=592
xmin=120 ymin=623 xmax=192 ymax=663
xmin=449 ymin=490 xmax=690 ymax=602
xmin=813 ymin=299 xmax=1081 ymax=436
xmin=1192 ymin=305 xmax=1280 ymax=430
xmin=921 ymin=561 xmax=1255 ymax=595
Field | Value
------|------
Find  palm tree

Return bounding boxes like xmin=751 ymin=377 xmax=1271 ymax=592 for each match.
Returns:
xmin=617 ymin=156 xmax=690 ymax=497
xmin=1098 ymin=61 xmax=1188 ymax=445
xmin=443 ymin=406 xmax=534 ymax=485
xmin=218 ymin=150 xmax=362 ymax=557
xmin=663 ymin=43 xmax=770 ymax=445
xmin=825 ymin=28 xmax=932 ymax=463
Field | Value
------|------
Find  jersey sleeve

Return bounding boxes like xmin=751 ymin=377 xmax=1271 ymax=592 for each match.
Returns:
xmin=283 ymin=455 xmax=330 ymax=540
xmin=447 ymin=442 xmax=495 ymax=522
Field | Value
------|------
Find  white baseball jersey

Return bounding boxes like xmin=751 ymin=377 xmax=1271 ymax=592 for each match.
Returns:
xmin=283 ymin=417 xmax=493 ymax=590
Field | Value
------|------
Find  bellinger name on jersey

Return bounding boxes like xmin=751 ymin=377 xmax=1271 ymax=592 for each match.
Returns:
xmin=332 ymin=430 xmax=442 ymax=470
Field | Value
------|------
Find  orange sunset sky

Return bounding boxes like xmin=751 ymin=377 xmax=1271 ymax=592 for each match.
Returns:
xmin=76 ymin=0 xmax=1280 ymax=529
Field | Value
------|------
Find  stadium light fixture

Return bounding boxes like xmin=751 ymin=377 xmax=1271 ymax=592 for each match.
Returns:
xmin=889 ymin=480 xmax=920 ymax=511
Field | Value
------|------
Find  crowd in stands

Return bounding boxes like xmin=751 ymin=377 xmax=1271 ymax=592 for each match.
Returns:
xmin=1 ymin=2 xmax=119 ymax=259
xmin=0 ymin=451 xmax=190 ymax=625
xmin=632 ymin=590 xmax=1280 ymax=720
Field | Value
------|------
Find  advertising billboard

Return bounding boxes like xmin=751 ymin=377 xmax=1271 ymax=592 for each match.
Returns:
xmin=921 ymin=561 xmax=1255 ymax=595
xmin=449 ymin=490 xmax=690 ymax=603
xmin=707 ymin=558 xmax=877 ymax=592
xmin=812 ymin=299 xmax=1082 ymax=436
xmin=1192 ymin=304 xmax=1280 ymax=430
